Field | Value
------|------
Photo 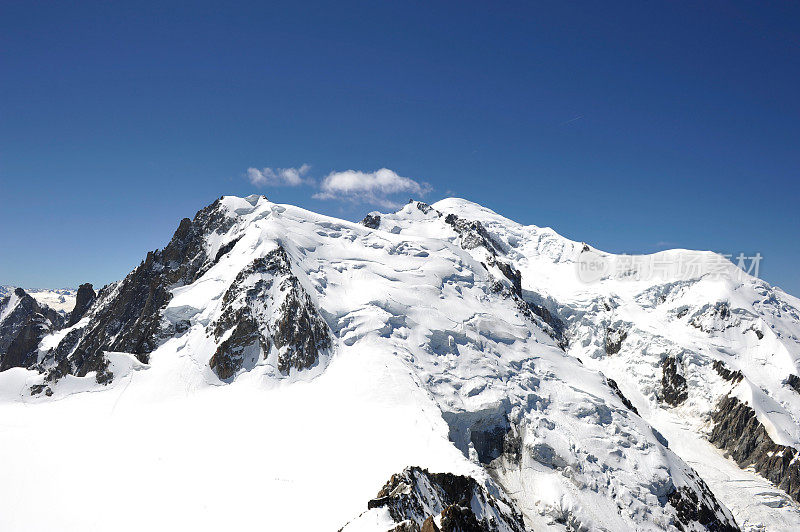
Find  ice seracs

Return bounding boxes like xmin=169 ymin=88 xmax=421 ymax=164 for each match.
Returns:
xmin=429 ymin=196 xmax=800 ymax=530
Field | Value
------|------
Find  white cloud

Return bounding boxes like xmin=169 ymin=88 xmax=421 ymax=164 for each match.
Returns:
xmin=313 ymin=168 xmax=431 ymax=208
xmin=247 ymin=164 xmax=311 ymax=187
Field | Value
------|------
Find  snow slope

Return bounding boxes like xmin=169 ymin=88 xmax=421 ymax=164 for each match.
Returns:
xmin=1 ymin=195 xmax=797 ymax=530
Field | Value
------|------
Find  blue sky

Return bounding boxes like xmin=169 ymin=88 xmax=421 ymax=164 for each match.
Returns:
xmin=1 ymin=1 xmax=799 ymax=294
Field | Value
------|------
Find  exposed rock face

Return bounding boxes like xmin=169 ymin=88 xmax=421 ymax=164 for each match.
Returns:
xmin=66 ymin=283 xmax=96 ymax=327
xmin=710 ymin=395 xmax=800 ymax=503
xmin=366 ymin=467 xmax=525 ymax=532
xmin=420 ymin=517 xmax=438 ymax=531
xmin=391 ymin=521 xmax=421 ymax=532
xmin=712 ymin=360 xmax=743 ymax=384
xmin=272 ymin=283 xmax=331 ymax=373
xmin=209 ymin=247 xmax=331 ymax=380
xmin=209 ymin=317 xmax=263 ymax=381
xmin=0 ymin=288 xmax=63 ymax=371
xmin=444 ymin=213 xmax=503 ymax=254
xmin=524 ymin=300 xmax=565 ymax=341
xmin=604 ymin=327 xmax=627 ymax=354
xmin=37 ymin=327 xmax=85 ymax=388
xmin=662 ymin=355 xmax=688 ymax=406
xmin=414 ymin=201 xmax=434 ymax=214
xmin=361 ymin=213 xmax=381 ymax=229
xmin=667 ymin=483 xmax=740 ymax=532
xmin=606 ymin=377 xmax=639 ymax=415
xmin=42 ymin=199 xmax=235 ymax=384
xmin=491 ymin=257 xmax=522 ymax=295
xmin=439 ymin=504 xmax=483 ymax=531
xmin=786 ymin=374 xmax=800 ymax=394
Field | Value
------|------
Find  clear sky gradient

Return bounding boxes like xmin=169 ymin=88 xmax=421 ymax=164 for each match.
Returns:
xmin=1 ymin=1 xmax=798 ymax=294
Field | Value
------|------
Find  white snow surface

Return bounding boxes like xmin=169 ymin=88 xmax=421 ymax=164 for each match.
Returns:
xmin=0 ymin=196 xmax=798 ymax=530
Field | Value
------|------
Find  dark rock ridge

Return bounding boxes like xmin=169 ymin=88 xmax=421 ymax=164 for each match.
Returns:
xmin=488 ymin=281 xmax=563 ymax=347
xmin=363 ymin=466 xmax=525 ymax=532
xmin=0 ymin=288 xmax=63 ymax=371
xmin=710 ymin=394 xmax=800 ymax=503
xmin=444 ymin=212 xmax=504 ymax=255
xmin=523 ymin=297 xmax=565 ymax=341
xmin=786 ymin=374 xmax=800 ymax=394
xmin=605 ymin=377 xmax=639 ymax=415
xmin=39 ymin=198 xmax=236 ymax=386
xmin=662 ymin=355 xmax=688 ymax=406
xmin=209 ymin=246 xmax=331 ymax=380
xmin=208 ymin=316 xmax=263 ymax=381
xmin=712 ymin=360 xmax=743 ymax=384
xmin=66 ymin=283 xmax=96 ymax=327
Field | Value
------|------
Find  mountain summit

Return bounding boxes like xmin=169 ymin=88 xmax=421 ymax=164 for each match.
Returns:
xmin=1 ymin=195 xmax=799 ymax=531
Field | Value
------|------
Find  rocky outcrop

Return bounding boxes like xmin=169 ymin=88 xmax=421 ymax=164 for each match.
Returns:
xmin=365 ymin=467 xmax=525 ymax=532
xmin=606 ymin=377 xmax=639 ymax=415
xmin=491 ymin=257 xmax=522 ymax=295
xmin=710 ymin=395 xmax=800 ymax=503
xmin=444 ymin=213 xmax=503 ymax=255
xmin=66 ymin=283 xmax=96 ymax=327
xmin=361 ymin=213 xmax=381 ymax=229
xmin=439 ymin=504 xmax=483 ymax=531
xmin=525 ymin=300 xmax=565 ymax=341
xmin=36 ymin=327 xmax=85 ymax=390
xmin=0 ymin=288 xmax=63 ymax=371
xmin=209 ymin=247 xmax=331 ymax=380
xmin=713 ymin=360 xmax=743 ymax=384
xmin=604 ymin=327 xmax=627 ymax=355
xmin=786 ymin=374 xmax=800 ymax=394
xmin=209 ymin=316 xmax=264 ymax=380
xmin=662 ymin=355 xmax=688 ymax=406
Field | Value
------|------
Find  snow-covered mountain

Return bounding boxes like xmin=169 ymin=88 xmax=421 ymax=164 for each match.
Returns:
xmin=1 ymin=195 xmax=798 ymax=531
xmin=0 ymin=286 xmax=77 ymax=314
